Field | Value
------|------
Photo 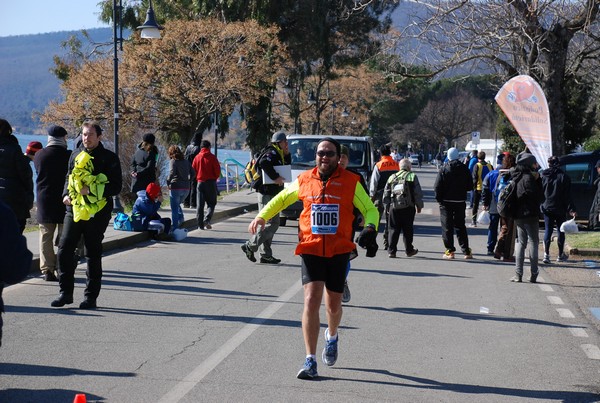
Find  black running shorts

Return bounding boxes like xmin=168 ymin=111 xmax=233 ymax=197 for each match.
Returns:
xmin=300 ymin=253 xmax=350 ymax=293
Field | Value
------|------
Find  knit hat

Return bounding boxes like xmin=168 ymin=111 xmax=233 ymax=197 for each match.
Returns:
xmin=145 ymin=183 xmax=161 ymax=201
xmin=48 ymin=125 xmax=67 ymax=138
xmin=142 ymin=133 xmax=156 ymax=144
xmin=447 ymin=147 xmax=459 ymax=161
xmin=25 ymin=141 xmax=43 ymax=156
xmin=517 ymin=152 xmax=537 ymax=167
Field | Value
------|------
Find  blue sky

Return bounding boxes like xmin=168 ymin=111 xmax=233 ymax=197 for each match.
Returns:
xmin=0 ymin=1 xmax=108 ymax=38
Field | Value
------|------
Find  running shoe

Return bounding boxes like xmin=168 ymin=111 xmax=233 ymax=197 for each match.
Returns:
xmin=443 ymin=250 xmax=455 ymax=259
xmin=322 ymin=329 xmax=338 ymax=366
xmin=260 ymin=256 xmax=281 ymax=264
xmin=342 ymin=281 xmax=351 ymax=303
xmin=406 ymin=249 xmax=419 ymax=257
xmin=543 ymin=254 xmax=551 ymax=264
xmin=241 ymin=243 xmax=256 ymax=262
xmin=464 ymin=248 xmax=473 ymax=259
xmin=557 ymin=253 xmax=569 ymax=262
xmin=297 ymin=357 xmax=318 ymax=379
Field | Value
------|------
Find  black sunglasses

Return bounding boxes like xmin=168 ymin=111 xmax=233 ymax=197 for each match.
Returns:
xmin=316 ymin=150 xmax=336 ymax=158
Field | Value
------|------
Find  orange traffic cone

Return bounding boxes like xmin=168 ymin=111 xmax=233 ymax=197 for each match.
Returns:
xmin=73 ymin=394 xmax=86 ymax=403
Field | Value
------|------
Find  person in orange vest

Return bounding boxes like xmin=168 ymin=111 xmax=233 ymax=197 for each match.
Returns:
xmin=368 ymin=144 xmax=399 ymax=249
xmin=247 ymin=137 xmax=379 ymax=380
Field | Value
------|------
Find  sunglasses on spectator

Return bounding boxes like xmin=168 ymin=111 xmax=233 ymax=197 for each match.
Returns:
xmin=316 ymin=150 xmax=336 ymax=158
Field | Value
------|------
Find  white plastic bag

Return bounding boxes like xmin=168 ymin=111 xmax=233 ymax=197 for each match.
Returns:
xmin=560 ymin=218 xmax=579 ymax=234
xmin=477 ymin=210 xmax=491 ymax=226
xmin=172 ymin=228 xmax=188 ymax=241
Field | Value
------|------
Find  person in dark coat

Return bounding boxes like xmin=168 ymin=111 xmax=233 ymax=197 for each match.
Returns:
xmin=589 ymin=160 xmax=600 ymax=231
xmin=434 ymin=147 xmax=474 ymax=259
xmin=0 ymin=200 xmax=33 ymax=347
xmin=130 ymin=133 xmax=158 ymax=194
xmin=510 ymin=153 xmax=544 ymax=283
xmin=540 ymin=155 xmax=576 ymax=264
xmin=0 ymin=118 xmax=34 ymax=233
xmin=51 ymin=121 xmax=122 ymax=310
xmin=33 ymin=125 xmax=72 ymax=281
xmin=183 ymin=131 xmax=203 ymax=208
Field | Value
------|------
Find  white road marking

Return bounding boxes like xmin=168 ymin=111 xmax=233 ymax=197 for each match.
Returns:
xmin=538 ymin=284 xmax=553 ymax=292
xmin=556 ymin=308 xmax=575 ymax=318
xmin=581 ymin=344 xmax=600 ymax=360
xmin=568 ymin=327 xmax=589 ymax=338
xmin=547 ymin=296 xmax=564 ymax=305
xmin=157 ymin=279 xmax=302 ymax=403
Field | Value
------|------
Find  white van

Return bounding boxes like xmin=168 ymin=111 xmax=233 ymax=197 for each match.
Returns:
xmin=280 ymin=134 xmax=375 ymax=225
xmin=465 ymin=139 xmax=504 ymax=165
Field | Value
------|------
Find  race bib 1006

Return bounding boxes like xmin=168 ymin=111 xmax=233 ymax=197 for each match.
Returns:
xmin=311 ymin=203 xmax=339 ymax=234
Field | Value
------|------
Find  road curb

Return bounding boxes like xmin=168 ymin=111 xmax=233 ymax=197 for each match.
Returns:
xmin=29 ymin=201 xmax=258 ymax=275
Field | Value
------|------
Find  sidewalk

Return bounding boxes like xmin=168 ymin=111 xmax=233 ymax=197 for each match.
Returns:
xmin=24 ymin=188 xmax=259 ymax=274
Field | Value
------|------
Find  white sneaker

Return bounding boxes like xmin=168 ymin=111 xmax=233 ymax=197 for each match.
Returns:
xmin=543 ymin=254 xmax=551 ymax=264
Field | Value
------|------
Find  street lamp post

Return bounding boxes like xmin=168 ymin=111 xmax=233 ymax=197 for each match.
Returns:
xmin=112 ymin=0 xmax=161 ymax=212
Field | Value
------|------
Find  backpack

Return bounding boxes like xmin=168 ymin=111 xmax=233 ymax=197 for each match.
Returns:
xmin=388 ymin=171 xmax=414 ymax=209
xmin=244 ymin=156 xmax=261 ymax=188
xmin=496 ymin=177 xmax=518 ymax=218
xmin=493 ymin=172 xmax=510 ymax=202
xmin=113 ymin=212 xmax=132 ymax=231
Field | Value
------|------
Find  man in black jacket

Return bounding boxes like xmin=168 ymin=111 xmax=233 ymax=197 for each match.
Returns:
xmin=34 ymin=125 xmax=72 ymax=281
xmin=241 ymin=131 xmax=291 ymax=264
xmin=434 ymin=147 xmax=474 ymax=259
xmin=183 ymin=131 xmax=203 ymax=208
xmin=541 ymin=155 xmax=576 ymax=264
xmin=511 ymin=153 xmax=544 ymax=283
xmin=0 ymin=118 xmax=33 ymax=233
xmin=51 ymin=121 xmax=122 ymax=309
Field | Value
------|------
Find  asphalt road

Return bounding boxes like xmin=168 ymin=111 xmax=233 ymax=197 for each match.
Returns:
xmin=2 ymin=165 xmax=600 ymax=402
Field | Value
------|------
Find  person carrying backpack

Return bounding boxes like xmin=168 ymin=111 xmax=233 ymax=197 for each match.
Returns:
xmin=241 ymin=131 xmax=291 ymax=264
xmin=471 ymin=151 xmax=494 ymax=226
xmin=383 ymin=158 xmax=423 ymax=258
xmin=510 ymin=152 xmax=544 ymax=283
xmin=481 ymin=154 xmax=504 ymax=256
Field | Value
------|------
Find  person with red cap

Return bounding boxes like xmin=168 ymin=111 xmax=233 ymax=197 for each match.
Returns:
xmin=24 ymin=141 xmax=43 ymax=161
xmin=0 ymin=118 xmax=33 ymax=233
xmin=131 ymin=182 xmax=171 ymax=235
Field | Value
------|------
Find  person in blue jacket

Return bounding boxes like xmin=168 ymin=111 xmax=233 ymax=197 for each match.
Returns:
xmin=0 ymin=200 xmax=33 ymax=347
xmin=132 ymin=182 xmax=171 ymax=235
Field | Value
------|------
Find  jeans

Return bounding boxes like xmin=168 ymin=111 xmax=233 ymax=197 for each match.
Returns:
xmin=543 ymin=213 xmax=566 ymax=255
xmin=514 ymin=216 xmax=540 ymax=276
xmin=170 ymin=188 xmax=190 ymax=229
xmin=439 ymin=201 xmax=470 ymax=253
xmin=196 ymin=180 xmax=217 ymax=227
xmin=486 ymin=213 xmax=500 ymax=253
xmin=246 ymin=193 xmax=280 ymax=258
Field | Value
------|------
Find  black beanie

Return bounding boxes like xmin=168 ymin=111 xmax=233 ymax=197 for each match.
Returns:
xmin=48 ymin=125 xmax=67 ymax=138
xmin=143 ymin=133 xmax=156 ymax=144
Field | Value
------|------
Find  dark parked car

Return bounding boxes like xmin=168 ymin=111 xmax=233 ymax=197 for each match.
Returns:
xmin=558 ymin=150 xmax=600 ymax=221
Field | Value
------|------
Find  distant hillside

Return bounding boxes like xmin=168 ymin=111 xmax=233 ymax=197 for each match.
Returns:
xmin=0 ymin=28 xmax=112 ymax=134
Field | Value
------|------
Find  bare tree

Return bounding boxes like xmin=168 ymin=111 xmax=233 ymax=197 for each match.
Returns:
xmin=381 ymin=0 xmax=600 ymax=156
xmin=403 ymin=89 xmax=494 ymax=150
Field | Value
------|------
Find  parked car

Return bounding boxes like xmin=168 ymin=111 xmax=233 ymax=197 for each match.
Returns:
xmin=280 ymin=134 xmax=375 ymax=226
xmin=558 ymin=150 xmax=600 ymax=221
xmin=409 ymin=154 xmax=419 ymax=166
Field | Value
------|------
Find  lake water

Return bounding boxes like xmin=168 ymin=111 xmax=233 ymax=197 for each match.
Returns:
xmin=15 ymin=134 xmax=251 ymax=198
